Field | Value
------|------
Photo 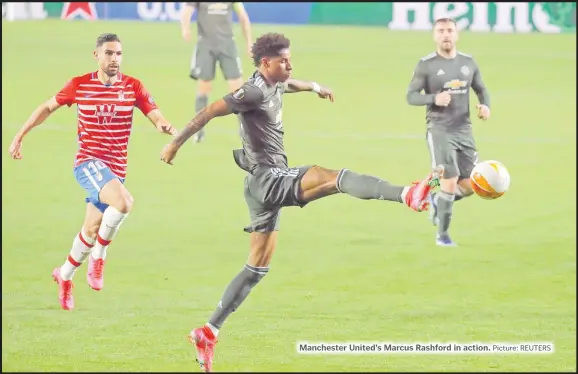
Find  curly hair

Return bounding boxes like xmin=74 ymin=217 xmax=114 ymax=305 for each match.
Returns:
xmin=251 ymin=33 xmax=290 ymax=67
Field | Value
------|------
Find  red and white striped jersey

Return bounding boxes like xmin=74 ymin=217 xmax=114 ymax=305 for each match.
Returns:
xmin=55 ymin=71 xmax=158 ymax=179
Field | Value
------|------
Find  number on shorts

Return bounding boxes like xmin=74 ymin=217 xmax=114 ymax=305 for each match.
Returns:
xmin=83 ymin=160 xmax=107 ymax=182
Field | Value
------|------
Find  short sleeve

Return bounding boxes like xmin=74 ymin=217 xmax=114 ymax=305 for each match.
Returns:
xmin=223 ymin=83 xmax=263 ymax=114
xmin=55 ymin=79 xmax=77 ymax=107
xmin=134 ymin=80 xmax=158 ymax=116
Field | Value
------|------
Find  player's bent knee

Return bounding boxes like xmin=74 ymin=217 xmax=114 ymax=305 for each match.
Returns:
xmin=114 ymin=195 xmax=134 ymax=214
xmin=198 ymin=80 xmax=212 ymax=94
xmin=457 ymin=178 xmax=474 ymax=196
xmin=440 ymin=177 xmax=459 ymax=193
xmin=300 ymin=166 xmax=340 ymax=200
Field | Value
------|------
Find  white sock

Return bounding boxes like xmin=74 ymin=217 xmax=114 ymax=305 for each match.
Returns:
xmin=91 ymin=207 xmax=129 ymax=260
xmin=60 ymin=230 xmax=96 ymax=281
xmin=206 ymin=323 xmax=219 ymax=337
xmin=400 ymin=186 xmax=410 ymax=202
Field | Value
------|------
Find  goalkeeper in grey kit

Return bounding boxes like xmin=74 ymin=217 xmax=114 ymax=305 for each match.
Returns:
xmin=406 ymin=18 xmax=491 ymax=247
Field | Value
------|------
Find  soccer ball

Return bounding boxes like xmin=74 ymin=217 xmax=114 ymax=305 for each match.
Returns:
xmin=470 ymin=160 xmax=511 ymax=200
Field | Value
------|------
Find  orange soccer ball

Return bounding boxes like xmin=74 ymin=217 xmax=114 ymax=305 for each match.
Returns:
xmin=470 ymin=160 xmax=511 ymax=200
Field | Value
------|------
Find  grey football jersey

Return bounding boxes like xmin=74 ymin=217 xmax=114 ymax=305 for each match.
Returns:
xmin=407 ymin=52 xmax=490 ymax=130
xmin=187 ymin=2 xmax=235 ymax=44
xmin=223 ymin=71 xmax=287 ymax=172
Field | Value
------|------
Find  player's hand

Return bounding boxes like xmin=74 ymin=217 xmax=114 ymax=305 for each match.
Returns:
xmin=476 ymin=104 xmax=491 ymax=121
xmin=182 ymin=29 xmax=191 ymax=42
xmin=435 ymin=91 xmax=451 ymax=107
xmin=157 ymin=122 xmax=178 ymax=136
xmin=317 ymin=86 xmax=335 ymax=103
xmin=160 ymin=143 xmax=179 ymax=165
xmin=8 ymin=135 xmax=23 ymax=160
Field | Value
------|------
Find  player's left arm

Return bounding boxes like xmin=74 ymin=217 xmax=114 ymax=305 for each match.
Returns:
xmin=160 ymin=99 xmax=233 ymax=165
xmin=471 ymin=61 xmax=491 ymax=120
xmin=160 ymin=83 xmax=261 ymax=165
xmin=134 ymin=80 xmax=177 ymax=135
xmin=284 ymin=79 xmax=334 ymax=102
xmin=146 ymin=109 xmax=177 ymax=136
xmin=233 ymin=3 xmax=253 ymax=57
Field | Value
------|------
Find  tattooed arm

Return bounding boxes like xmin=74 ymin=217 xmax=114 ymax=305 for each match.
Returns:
xmin=284 ymin=79 xmax=316 ymax=93
xmin=284 ymin=79 xmax=334 ymax=101
xmin=171 ymin=100 xmax=232 ymax=148
xmin=160 ymin=83 xmax=262 ymax=165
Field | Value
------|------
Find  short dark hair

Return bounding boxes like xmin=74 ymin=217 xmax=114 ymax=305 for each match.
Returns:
xmin=434 ymin=18 xmax=457 ymax=26
xmin=96 ymin=33 xmax=121 ymax=48
xmin=251 ymin=33 xmax=290 ymax=67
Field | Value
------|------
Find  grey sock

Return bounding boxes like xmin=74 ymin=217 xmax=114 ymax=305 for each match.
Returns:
xmin=336 ymin=169 xmax=404 ymax=203
xmin=195 ymin=94 xmax=208 ymax=113
xmin=208 ymin=264 xmax=269 ymax=329
xmin=437 ymin=191 xmax=455 ymax=235
xmin=195 ymin=95 xmax=208 ymax=137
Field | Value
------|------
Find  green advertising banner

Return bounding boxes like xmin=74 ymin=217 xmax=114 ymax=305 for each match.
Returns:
xmin=43 ymin=2 xmax=64 ymax=18
xmin=310 ymin=2 xmax=576 ymax=33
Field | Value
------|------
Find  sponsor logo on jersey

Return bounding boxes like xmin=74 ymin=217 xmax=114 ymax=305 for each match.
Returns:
xmin=443 ymin=79 xmax=468 ymax=94
xmin=95 ymin=104 xmax=117 ymax=124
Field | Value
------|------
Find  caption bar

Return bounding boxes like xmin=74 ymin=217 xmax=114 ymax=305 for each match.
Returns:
xmin=296 ymin=342 xmax=554 ymax=355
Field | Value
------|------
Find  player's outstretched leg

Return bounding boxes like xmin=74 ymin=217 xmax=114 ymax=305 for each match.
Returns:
xmin=86 ymin=179 xmax=133 ymax=291
xmin=297 ymin=165 xmax=444 ymax=212
xmin=189 ymin=232 xmax=277 ymax=372
xmin=53 ymin=204 xmax=102 ymax=310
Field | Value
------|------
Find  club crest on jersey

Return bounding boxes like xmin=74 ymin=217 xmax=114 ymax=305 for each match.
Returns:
xmin=118 ymin=90 xmax=125 ymax=102
xmin=461 ymin=65 xmax=470 ymax=76
xmin=233 ymin=88 xmax=245 ymax=100
xmin=95 ymin=104 xmax=117 ymax=125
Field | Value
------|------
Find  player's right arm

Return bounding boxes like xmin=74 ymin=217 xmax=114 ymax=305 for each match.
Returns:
xmin=8 ymin=79 xmax=76 ymax=160
xmin=160 ymin=83 xmax=262 ymax=165
xmin=180 ymin=3 xmax=197 ymax=42
xmin=406 ymin=61 xmax=436 ymax=106
xmin=406 ymin=60 xmax=451 ymax=107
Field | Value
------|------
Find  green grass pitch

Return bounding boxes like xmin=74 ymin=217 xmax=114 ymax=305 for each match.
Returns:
xmin=2 ymin=20 xmax=576 ymax=372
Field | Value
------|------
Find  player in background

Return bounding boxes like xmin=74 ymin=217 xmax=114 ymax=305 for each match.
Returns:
xmin=8 ymin=33 xmax=177 ymax=311
xmin=160 ymin=33 xmax=444 ymax=372
xmin=180 ymin=2 xmax=253 ymax=143
xmin=406 ymin=18 xmax=491 ymax=247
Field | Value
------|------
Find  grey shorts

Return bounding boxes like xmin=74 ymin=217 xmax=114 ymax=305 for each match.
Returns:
xmin=425 ymin=129 xmax=478 ymax=180
xmin=243 ymin=166 xmax=312 ymax=233
xmin=190 ymin=38 xmax=243 ymax=81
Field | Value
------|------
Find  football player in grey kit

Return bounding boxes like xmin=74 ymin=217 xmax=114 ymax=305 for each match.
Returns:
xmin=407 ymin=18 xmax=491 ymax=247
xmin=180 ymin=2 xmax=253 ymax=143
xmin=161 ymin=33 xmax=444 ymax=372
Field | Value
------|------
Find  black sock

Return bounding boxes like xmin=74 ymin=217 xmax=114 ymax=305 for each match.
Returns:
xmin=208 ymin=264 xmax=269 ymax=329
xmin=336 ymin=169 xmax=404 ymax=203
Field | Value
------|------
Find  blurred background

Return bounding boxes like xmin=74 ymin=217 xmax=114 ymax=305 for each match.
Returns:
xmin=2 ymin=2 xmax=576 ymax=372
